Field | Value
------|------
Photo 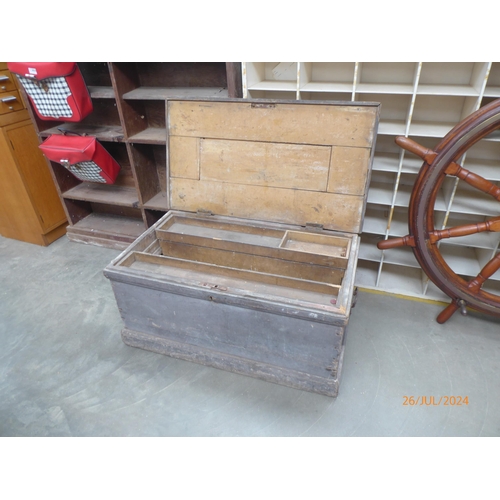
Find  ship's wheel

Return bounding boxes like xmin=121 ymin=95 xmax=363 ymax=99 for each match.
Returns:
xmin=377 ymin=98 xmax=500 ymax=324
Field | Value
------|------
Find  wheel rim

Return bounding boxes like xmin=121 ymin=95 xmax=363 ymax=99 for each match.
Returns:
xmin=409 ymin=99 xmax=500 ymax=318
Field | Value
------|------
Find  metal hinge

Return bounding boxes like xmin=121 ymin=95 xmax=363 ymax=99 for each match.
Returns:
xmin=305 ymin=222 xmax=324 ymax=232
xmin=197 ymin=209 xmax=213 ymax=216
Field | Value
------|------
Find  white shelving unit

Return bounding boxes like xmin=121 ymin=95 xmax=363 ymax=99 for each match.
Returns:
xmin=242 ymin=62 xmax=500 ymax=302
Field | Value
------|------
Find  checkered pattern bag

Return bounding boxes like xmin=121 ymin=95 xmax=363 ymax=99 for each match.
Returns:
xmin=39 ymin=135 xmax=121 ymax=184
xmin=8 ymin=62 xmax=93 ymax=122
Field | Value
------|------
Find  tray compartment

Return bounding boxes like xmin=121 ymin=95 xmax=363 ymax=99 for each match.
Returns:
xmin=155 ymin=213 xmax=350 ymax=269
xmin=280 ymin=230 xmax=351 ymax=257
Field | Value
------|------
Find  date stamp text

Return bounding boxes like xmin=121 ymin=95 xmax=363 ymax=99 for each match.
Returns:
xmin=403 ymin=396 xmax=469 ymax=406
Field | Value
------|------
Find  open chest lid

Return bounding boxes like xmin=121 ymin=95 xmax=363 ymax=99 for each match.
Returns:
xmin=166 ymin=99 xmax=380 ymax=234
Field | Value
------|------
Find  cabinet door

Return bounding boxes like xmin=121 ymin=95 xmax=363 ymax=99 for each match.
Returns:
xmin=6 ymin=121 xmax=66 ymax=232
xmin=0 ymin=125 xmax=42 ymax=242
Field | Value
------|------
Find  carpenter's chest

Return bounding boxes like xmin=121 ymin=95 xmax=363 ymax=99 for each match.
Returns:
xmin=104 ymin=99 xmax=380 ymax=396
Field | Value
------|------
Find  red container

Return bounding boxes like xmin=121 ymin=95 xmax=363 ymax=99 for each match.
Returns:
xmin=39 ymin=135 xmax=120 ymax=184
xmin=8 ymin=62 xmax=93 ymax=122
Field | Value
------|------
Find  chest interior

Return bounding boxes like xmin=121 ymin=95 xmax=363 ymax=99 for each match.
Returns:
xmin=112 ymin=99 xmax=379 ymax=314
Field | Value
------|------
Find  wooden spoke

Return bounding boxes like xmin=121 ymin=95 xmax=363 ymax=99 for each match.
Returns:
xmin=467 ymin=253 xmax=500 ymax=293
xmin=428 ymin=217 xmax=500 ymax=244
xmin=437 ymin=301 xmax=460 ymax=324
xmin=377 ymin=235 xmax=415 ymax=250
xmin=395 ymin=136 xmax=437 ymax=164
xmin=445 ymin=163 xmax=500 ymax=201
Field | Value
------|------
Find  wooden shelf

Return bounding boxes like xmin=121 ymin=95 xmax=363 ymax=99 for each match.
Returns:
xmin=63 ymin=183 xmax=139 ymax=207
xmin=122 ymin=87 xmax=228 ymax=100
xmin=88 ymin=86 xmax=115 ymax=99
xmin=143 ymin=191 xmax=169 ymax=210
xmin=40 ymin=124 xmax=124 ymax=142
xmin=128 ymin=128 xmax=167 ymax=144
xmin=66 ymin=213 xmax=145 ymax=249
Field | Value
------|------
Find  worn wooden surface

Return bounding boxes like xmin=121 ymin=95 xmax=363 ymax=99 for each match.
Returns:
xmin=156 ymin=212 xmax=350 ymax=268
xmin=168 ymin=100 xmax=377 ymax=147
xmin=121 ymin=327 xmax=343 ymax=397
xmin=110 ymin=277 xmax=345 ymax=396
xmin=167 ymin=100 xmax=379 ymax=233
xmin=0 ymin=119 xmax=67 ymax=245
xmin=170 ymin=177 xmax=365 ymax=233
xmin=155 ymin=240 xmax=344 ymax=285
xmin=103 ymin=99 xmax=377 ymax=396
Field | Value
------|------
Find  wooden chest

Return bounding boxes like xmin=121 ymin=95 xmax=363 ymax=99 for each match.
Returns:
xmin=104 ymin=99 xmax=379 ymax=396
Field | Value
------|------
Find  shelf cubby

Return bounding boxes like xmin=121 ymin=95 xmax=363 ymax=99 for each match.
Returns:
xmin=356 ymin=62 xmax=417 ymax=95
xmin=299 ymin=62 xmax=355 ymax=93
xmin=298 ymin=91 xmax=352 ymax=101
xmin=417 ymin=62 xmax=489 ymax=96
xmin=245 ymin=62 xmax=298 ymax=93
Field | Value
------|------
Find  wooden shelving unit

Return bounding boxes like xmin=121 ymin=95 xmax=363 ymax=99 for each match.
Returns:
xmin=23 ymin=62 xmax=242 ymax=250
xmin=242 ymin=62 xmax=500 ymax=302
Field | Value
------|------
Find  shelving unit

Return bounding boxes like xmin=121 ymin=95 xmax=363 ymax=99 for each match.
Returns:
xmin=22 ymin=62 xmax=242 ymax=249
xmin=242 ymin=62 xmax=500 ymax=302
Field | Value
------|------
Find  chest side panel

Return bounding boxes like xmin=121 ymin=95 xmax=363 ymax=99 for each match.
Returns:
xmin=167 ymin=100 xmax=379 ymax=234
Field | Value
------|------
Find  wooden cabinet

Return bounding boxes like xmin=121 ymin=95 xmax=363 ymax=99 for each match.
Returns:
xmin=19 ymin=62 xmax=242 ymax=250
xmin=0 ymin=63 xmax=67 ymax=246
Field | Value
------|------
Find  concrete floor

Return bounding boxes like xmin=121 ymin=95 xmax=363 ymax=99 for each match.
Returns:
xmin=1 ymin=233 xmax=500 ymax=437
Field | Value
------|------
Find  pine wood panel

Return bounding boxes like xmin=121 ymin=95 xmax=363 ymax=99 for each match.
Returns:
xmin=170 ymin=177 xmax=364 ymax=233
xmin=169 ymin=136 xmax=200 ymax=179
xmin=168 ymin=100 xmax=378 ymax=147
xmin=198 ymin=139 xmax=331 ymax=191
xmin=168 ymin=100 xmax=378 ymax=234
xmin=327 ymin=146 xmax=372 ymax=196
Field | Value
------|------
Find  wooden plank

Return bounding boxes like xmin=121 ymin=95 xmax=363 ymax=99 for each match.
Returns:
xmin=40 ymin=124 xmax=124 ymax=142
xmin=128 ymin=251 xmax=341 ymax=297
xmin=157 ymin=214 xmax=286 ymax=239
xmin=127 ymin=142 xmax=161 ymax=204
xmin=122 ymin=87 xmax=228 ymax=100
xmin=226 ymin=63 xmax=243 ymax=98
xmin=121 ymin=328 xmax=341 ymax=397
xmin=280 ymin=230 xmax=351 ymax=257
xmin=155 ymin=215 xmax=349 ymax=268
xmin=168 ymin=100 xmax=378 ymax=148
xmin=156 ymin=228 xmax=348 ymax=269
xmin=143 ymin=191 xmax=168 ymax=210
xmin=327 ymin=146 xmax=372 ymax=196
xmin=70 ymin=212 xmax=145 ymax=238
xmin=170 ymin=177 xmax=364 ymax=233
xmin=62 ymin=183 xmax=139 ymax=207
xmin=88 ymin=86 xmax=115 ymax=99
xmin=157 ymin=240 xmax=344 ymax=284
xmin=169 ymin=136 xmax=199 ymax=179
xmin=199 ymin=139 xmax=330 ymax=191
xmin=128 ymin=127 xmax=167 ymax=144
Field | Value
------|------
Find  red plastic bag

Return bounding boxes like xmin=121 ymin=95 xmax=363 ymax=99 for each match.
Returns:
xmin=39 ymin=134 xmax=120 ymax=184
xmin=8 ymin=62 xmax=93 ymax=122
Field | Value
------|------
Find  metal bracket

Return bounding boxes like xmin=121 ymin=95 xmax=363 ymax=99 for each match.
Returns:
xmin=197 ymin=209 xmax=213 ymax=216
xmin=351 ymin=287 xmax=358 ymax=309
xmin=305 ymin=222 xmax=324 ymax=232
xmin=325 ymin=359 xmax=339 ymax=377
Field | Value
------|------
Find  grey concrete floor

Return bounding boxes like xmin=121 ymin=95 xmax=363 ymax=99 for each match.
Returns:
xmin=1 ymin=233 xmax=500 ymax=437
